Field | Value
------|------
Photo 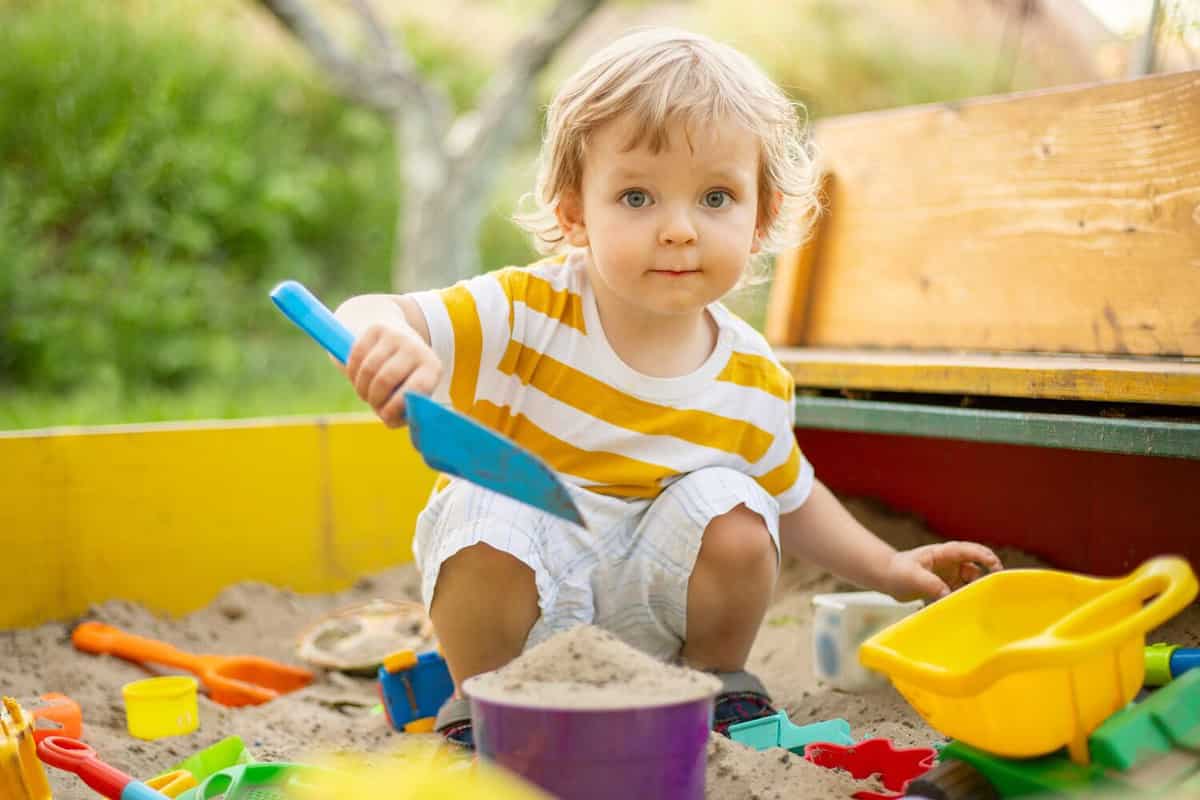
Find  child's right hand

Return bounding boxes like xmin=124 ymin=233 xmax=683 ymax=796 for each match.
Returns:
xmin=342 ymin=323 xmax=442 ymax=428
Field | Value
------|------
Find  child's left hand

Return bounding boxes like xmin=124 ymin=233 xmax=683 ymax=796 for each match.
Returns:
xmin=886 ymin=542 xmax=1004 ymax=601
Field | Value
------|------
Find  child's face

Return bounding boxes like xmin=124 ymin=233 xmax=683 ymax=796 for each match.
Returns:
xmin=560 ymin=114 xmax=763 ymax=319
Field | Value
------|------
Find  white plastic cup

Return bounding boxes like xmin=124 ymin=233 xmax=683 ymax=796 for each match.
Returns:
xmin=812 ymin=592 xmax=923 ymax=691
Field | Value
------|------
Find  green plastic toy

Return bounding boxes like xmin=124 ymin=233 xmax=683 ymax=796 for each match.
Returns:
xmin=175 ymin=762 xmax=325 ymax=800
xmin=165 ymin=736 xmax=253 ymax=784
xmin=927 ymin=669 xmax=1200 ymax=797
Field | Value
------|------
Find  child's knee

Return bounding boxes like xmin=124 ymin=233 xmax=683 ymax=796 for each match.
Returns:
xmin=439 ymin=542 xmax=535 ymax=585
xmin=697 ymin=504 xmax=776 ymax=575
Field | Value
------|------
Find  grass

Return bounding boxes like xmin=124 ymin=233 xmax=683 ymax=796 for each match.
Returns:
xmin=0 ymin=337 xmax=364 ymax=431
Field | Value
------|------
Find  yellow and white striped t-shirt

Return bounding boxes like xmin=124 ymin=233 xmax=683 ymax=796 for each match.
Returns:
xmin=410 ymin=252 xmax=814 ymax=513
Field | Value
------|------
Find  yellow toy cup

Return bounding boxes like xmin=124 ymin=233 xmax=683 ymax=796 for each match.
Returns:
xmin=122 ymin=676 xmax=199 ymax=740
xmin=860 ymin=556 xmax=1197 ymax=764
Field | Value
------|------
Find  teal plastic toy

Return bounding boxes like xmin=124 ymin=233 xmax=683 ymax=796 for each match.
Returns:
xmin=270 ymin=280 xmax=586 ymax=527
xmin=727 ymin=710 xmax=853 ymax=754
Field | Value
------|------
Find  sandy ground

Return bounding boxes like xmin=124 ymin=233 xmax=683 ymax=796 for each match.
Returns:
xmin=3 ymin=497 xmax=1197 ymax=799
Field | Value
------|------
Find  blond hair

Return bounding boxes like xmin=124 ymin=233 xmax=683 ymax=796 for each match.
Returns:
xmin=516 ymin=27 xmax=819 ymax=265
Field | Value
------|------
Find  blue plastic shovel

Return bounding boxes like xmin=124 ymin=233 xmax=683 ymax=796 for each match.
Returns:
xmin=270 ymin=280 xmax=585 ymax=528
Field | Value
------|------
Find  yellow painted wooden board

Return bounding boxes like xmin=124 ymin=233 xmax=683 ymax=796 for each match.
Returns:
xmin=776 ymin=348 xmax=1200 ymax=405
xmin=0 ymin=416 xmax=436 ymax=629
xmin=772 ymin=70 xmax=1200 ymax=357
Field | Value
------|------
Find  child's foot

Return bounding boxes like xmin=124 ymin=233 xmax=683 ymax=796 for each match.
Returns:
xmin=711 ymin=670 xmax=777 ymax=737
xmin=435 ymin=696 xmax=475 ymax=750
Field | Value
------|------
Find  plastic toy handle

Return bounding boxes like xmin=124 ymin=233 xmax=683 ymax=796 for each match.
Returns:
xmin=122 ymin=781 xmax=173 ymax=800
xmin=1045 ymin=556 xmax=1198 ymax=646
xmin=36 ymin=735 xmax=131 ymax=798
xmin=72 ymin=622 xmax=205 ymax=674
xmin=976 ymin=557 xmax=1200 ymax=685
xmin=269 ymin=280 xmax=355 ymax=365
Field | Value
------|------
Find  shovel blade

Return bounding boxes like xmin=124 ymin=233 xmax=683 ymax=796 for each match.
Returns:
xmin=405 ymin=393 xmax=586 ymax=528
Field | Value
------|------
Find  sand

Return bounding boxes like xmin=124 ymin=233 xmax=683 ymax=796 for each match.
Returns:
xmin=465 ymin=625 xmax=722 ymax=708
xmin=3 ymin=497 xmax=1198 ymax=800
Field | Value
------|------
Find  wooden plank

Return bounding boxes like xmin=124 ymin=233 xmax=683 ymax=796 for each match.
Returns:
xmin=775 ymin=348 xmax=1200 ymax=405
xmin=771 ymin=70 xmax=1200 ymax=356
xmin=793 ymin=396 xmax=1200 ymax=459
xmin=766 ymin=172 xmax=831 ymax=346
xmin=0 ymin=415 xmax=436 ymax=629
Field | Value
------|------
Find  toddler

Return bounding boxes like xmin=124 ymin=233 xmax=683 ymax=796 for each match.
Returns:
xmin=333 ymin=27 xmax=1002 ymax=748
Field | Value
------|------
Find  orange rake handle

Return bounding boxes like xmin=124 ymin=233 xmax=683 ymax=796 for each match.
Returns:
xmin=73 ymin=622 xmax=208 ymax=675
xmin=72 ymin=622 xmax=312 ymax=707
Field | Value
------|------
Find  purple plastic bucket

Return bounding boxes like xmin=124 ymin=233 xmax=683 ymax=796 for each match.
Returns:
xmin=465 ymin=680 xmax=715 ymax=800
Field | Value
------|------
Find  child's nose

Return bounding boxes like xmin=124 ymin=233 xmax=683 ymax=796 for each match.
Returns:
xmin=658 ymin=208 xmax=697 ymax=246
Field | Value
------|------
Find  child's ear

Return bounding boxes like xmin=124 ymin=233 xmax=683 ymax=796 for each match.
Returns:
xmin=752 ymin=190 xmax=784 ymax=254
xmin=555 ymin=189 xmax=589 ymax=248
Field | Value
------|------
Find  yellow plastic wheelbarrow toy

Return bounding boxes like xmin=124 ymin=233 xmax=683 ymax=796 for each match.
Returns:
xmin=860 ymin=556 xmax=1197 ymax=764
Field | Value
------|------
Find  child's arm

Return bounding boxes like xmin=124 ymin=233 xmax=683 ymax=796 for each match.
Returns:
xmin=778 ymin=479 xmax=1002 ymax=600
xmin=332 ymin=294 xmax=442 ymax=428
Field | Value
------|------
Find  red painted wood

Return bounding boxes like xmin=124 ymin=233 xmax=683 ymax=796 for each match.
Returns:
xmin=796 ymin=428 xmax=1200 ymax=577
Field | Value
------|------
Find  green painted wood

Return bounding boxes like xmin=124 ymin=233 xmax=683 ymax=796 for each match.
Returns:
xmin=793 ymin=396 xmax=1200 ymax=460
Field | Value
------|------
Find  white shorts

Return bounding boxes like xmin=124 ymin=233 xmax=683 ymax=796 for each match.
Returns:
xmin=413 ymin=467 xmax=781 ymax=662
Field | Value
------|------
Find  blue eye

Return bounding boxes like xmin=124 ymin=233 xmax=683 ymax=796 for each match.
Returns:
xmin=621 ymin=190 xmax=649 ymax=209
xmin=704 ymin=190 xmax=731 ymax=209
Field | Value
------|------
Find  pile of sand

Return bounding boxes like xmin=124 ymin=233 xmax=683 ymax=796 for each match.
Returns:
xmin=466 ymin=625 xmax=721 ymax=708
xmin=705 ymin=735 xmax=871 ymax=800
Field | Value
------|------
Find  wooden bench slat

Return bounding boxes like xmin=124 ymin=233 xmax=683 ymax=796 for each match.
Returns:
xmin=793 ymin=396 xmax=1200 ymax=459
xmin=768 ymin=70 xmax=1200 ymax=358
xmin=776 ymin=348 xmax=1200 ymax=406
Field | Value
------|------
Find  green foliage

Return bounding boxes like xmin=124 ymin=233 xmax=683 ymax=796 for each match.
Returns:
xmin=0 ymin=0 xmax=397 ymax=394
xmin=699 ymin=0 xmax=1040 ymax=118
xmin=1 ymin=0 xmax=1040 ymax=429
xmin=402 ymin=20 xmax=494 ymax=114
xmin=479 ymin=150 xmax=540 ymax=272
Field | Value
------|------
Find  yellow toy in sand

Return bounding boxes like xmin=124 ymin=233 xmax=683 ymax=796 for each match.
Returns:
xmin=297 ymin=741 xmax=550 ymax=800
xmin=860 ymin=556 xmax=1198 ymax=764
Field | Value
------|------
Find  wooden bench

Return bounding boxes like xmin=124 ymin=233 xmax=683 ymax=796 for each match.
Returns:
xmin=766 ymin=69 xmax=1200 ymax=575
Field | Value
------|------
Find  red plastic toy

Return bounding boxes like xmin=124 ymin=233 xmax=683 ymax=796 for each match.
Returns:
xmin=805 ymin=738 xmax=937 ymax=800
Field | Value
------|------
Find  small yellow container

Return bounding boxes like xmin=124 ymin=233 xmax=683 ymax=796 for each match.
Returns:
xmin=122 ymin=676 xmax=200 ymax=740
xmin=859 ymin=556 xmax=1197 ymax=764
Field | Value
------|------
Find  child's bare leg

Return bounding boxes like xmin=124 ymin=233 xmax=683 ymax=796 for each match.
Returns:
xmin=680 ymin=504 xmax=776 ymax=672
xmin=429 ymin=542 xmax=541 ymax=688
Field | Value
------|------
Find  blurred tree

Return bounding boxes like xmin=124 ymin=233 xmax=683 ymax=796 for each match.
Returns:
xmin=255 ymin=0 xmax=603 ymax=291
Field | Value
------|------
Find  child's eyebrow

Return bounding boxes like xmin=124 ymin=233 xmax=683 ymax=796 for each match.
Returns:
xmin=705 ymin=166 xmax=754 ymax=185
xmin=604 ymin=165 xmax=753 ymax=185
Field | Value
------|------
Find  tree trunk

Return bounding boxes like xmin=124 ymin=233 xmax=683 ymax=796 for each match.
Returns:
xmin=253 ymin=0 xmax=603 ymax=292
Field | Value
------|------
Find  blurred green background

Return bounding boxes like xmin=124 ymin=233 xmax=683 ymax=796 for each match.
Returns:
xmin=0 ymin=0 xmax=1163 ymax=429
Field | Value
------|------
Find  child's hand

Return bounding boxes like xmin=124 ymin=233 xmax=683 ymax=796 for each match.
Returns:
xmin=342 ymin=323 xmax=442 ymax=428
xmin=886 ymin=542 xmax=1003 ymax=601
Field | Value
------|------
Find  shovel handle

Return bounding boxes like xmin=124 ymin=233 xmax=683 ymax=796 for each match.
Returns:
xmin=36 ymin=736 xmax=134 ymax=798
xmin=72 ymin=622 xmax=204 ymax=675
xmin=270 ymin=280 xmax=354 ymax=365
